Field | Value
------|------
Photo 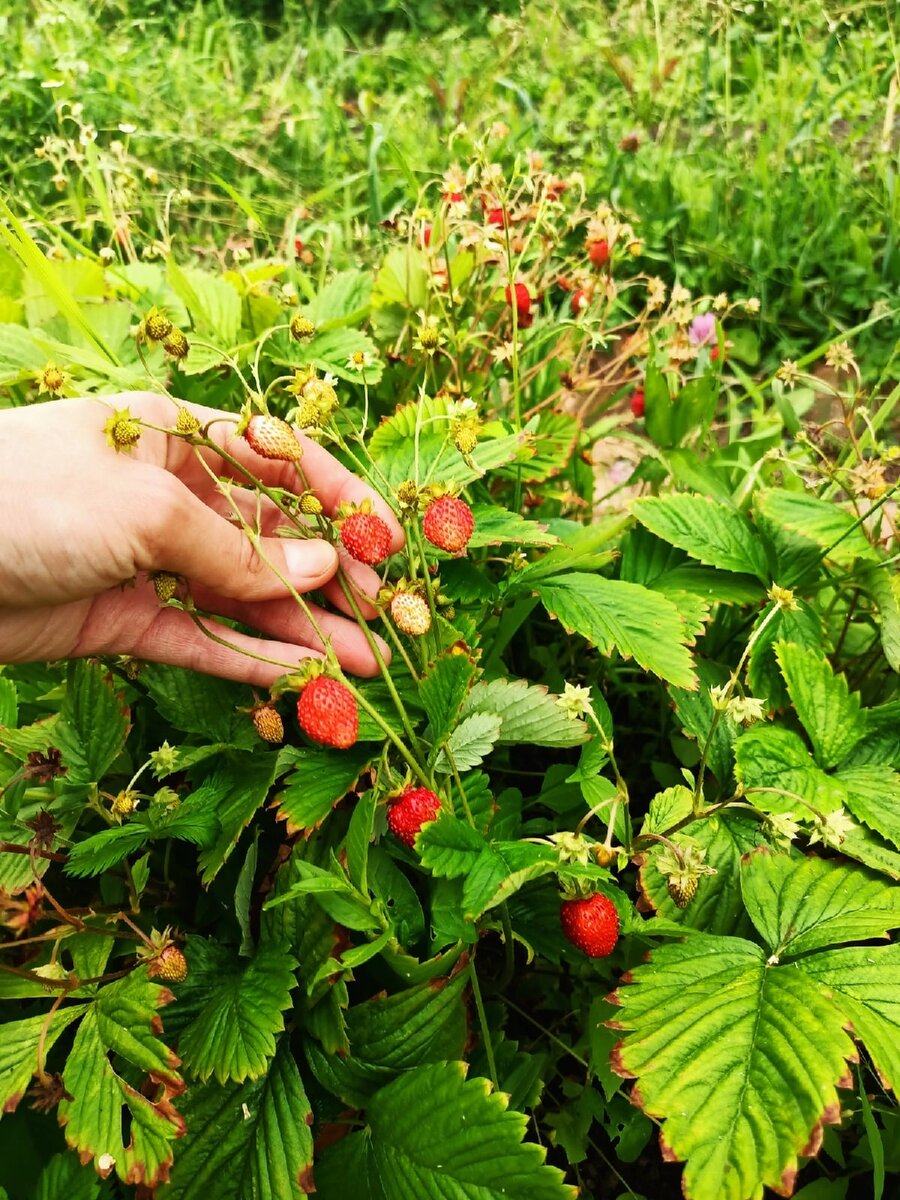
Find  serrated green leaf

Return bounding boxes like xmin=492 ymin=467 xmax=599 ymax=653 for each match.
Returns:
xmin=639 ymin=787 xmax=766 ymax=935
xmin=306 ymin=971 xmax=468 ymax=1107
xmin=160 ymin=1037 xmax=313 ymax=1199
xmin=734 ymin=725 xmax=845 ymax=813
xmin=858 ymin=565 xmax=900 ymax=672
xmin=0 ymin=1005 xmax=85 ymax=1112
xmin=747 ymin=600 xmax=823 ymax=709
xmin=194 ymin=754 xmax=277 ymax=884
xmin=33 ymin=1153 xmax=101 ymax=1200
xmin=461 ymin=678 xmax=589 ymax=748
xmin=802 ymin=943 xmax=900 ymax=1092
xmin=418 ymin=650 xmax=477 ymax=748
xmin=365 ymin=1062 xmax=575 ymax=1199
xmin=467 ymin=505 xmax=558 ymax=548
xmin=463 ymin=841 xmax=559 ymax=919
xmin=177 ymin=940 xmax=296 ymax=1084
xmin=59 ymin=971 xmax=183 ymax=1188
xmin=262 ymin=842 xmax=348 ymax=994
xmin=754 ymin=489 xmax=877 ymax=564
xmin=835 ymin=764 xmax=900 ymax=848
xmin=142 ymin=667 xmax=253 ymax=744
xmin=741 ymin=851 xmax=900 ymax=958
xmin=304 ymin=268 xmax=372 ymax=325
xmin=273 ymin=745 xmax=373 ymax=835
xmin=368 ymin=393 xmax=528 ymax=487
xmin=632 ymin=494 xmax=769 ymax=580
xmin=417 ymin=812 xmax=486 ymax=878
xmin=435 ymin=711 xmax=502 ymax=773
xmin=166 ymin=261 xmax=240 ymax=346
xmin=535 ymin=574 xmax=697 ymax=690
xmin=775 ymin=643 xmax=865 ymax=769
xmin=65 ymin=825 xmax=150 ymax=877
xmin=512 ymin=518 xmax=625 ymax=585
xmin=54 ymin=661 xmax=129 ymax=785
xmin=612 ymin=934 xmax=856 ymax=1200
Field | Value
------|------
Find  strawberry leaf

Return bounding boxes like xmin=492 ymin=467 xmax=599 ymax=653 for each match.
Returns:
xmin=740 ymin=851 xmax=900 ymax=958
xmin=58 ymin=971 xmax=184 ymax=1188
xmin=632 ymin=494 xmax=770 ymax=580
xmin=176 ymin=940 xmax=297 ymax=1085
xmin=34 ymin=1152 xmax=102 ymax=1200
xmin=273 ymin=745 xmax=373 ymax=835
xmin=534 ymin=574 xmax=698 ymax=690
xmin=306 ymin=971 xmax=468 ymax=1107
xmin=0 ymin=1005 xmax=86 ymax=1113
xmin=461 ymin=678 xmax=589 ymax=748
xmin=774 ymin=642 xmax=865 ymax=769
xmin=802 ymin=943 xmax=900 ymax=1092
xmin=611 ymin=933 xmax=856 ymax=1200
xmin=161 ymin=1037 xmax=314 ymax=1199
xmin=54 ymin=661 xmax=129 ymax=786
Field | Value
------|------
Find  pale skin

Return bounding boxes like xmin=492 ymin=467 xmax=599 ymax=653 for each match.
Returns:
xmin=0 ymin=392 xmax=404 ymax=685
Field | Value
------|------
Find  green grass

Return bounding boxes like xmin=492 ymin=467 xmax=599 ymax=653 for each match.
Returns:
xmin=0 ymin=0 xmax=897 ymax=372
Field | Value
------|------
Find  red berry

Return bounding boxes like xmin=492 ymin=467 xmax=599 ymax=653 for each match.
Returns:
xmin=388 ymin=787 xmax=442 ymax=848
xmin=588 ymin=238 xmax=610 ymax=267
xmin=630 ymin=387 xmax=645 ymax=418
xmin=711 ymin=345 xmax=724 ymax=362
xmin=560 ymin=893 xmax=619 ymax=958
xmin=422 ymin=223 xmax=432 ymax=248
xmin=340 ymin=511 xmax=393 ymax=565
xmin=571 ymin=288 xmax=589 ymax=316
xmin=297 ymin=677 xmax=358 ymax=749
xmin=294 ymin=237 xmax=304 ymax=258
xmin=245 ymin=414 xmax=302 ymax=463
xmin=506 ymin=281 xmax=531 ymax=318
xmin=443 ymin=190 xmax=464 ymax=204
xmin=487 ymin=207 xmax=506 ymax=227
xmin=422 ymin=495 xmax=475 ymax=554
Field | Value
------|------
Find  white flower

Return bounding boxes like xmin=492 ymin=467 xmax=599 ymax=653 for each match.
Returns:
xmin=556 ymin=682 xmax=593 ymax=720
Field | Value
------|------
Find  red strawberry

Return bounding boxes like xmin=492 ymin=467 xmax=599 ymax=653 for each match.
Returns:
xmin=571 ymin=288 xmax=589 ymax=316
xmin=443 ymin=190 xmax=464 ymax=204
xmin=340 ymin=511 xmax=393 ymax=565
xmin=422 ymin=495 xmax=475 ymax=554
xmin=148 ymin=944 xmax=188 ymax=983
xmin=421 ymin=224 xmax=433 ymax=248
xmin=388 ymin=787 xmax=442 ymax=847
xmin=506 ymin=281 xmax=531 ymax=319
xmin=710 ymin=345 xmax=724 ymax=362
xmin=588 ymin=238 xmax=610 ymax=267
xmin=487 ymin=206 xmax=507 ymax=227
xmin=294 ymin=237 xmax=304 ymax=258
xmin=245 ymin=414 xmax=302 ymax=463
xmin=560 ymin=893 xmax=619 ymax=958
xmin=297 ymin=677 xmax=358 ymax=749
xmin=630 ymin=387 xmax=645 ymax=418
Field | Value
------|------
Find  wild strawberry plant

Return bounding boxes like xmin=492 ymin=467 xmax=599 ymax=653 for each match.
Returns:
xmin=0 ymin=146 xmax=898 ymax=1200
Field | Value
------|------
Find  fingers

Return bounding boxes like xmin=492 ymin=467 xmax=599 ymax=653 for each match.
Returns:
xmin=130 ymin=606 xmax=325 ymax=687
xmin=135 ymin=472 xmax=339 ymax=603
xmin=190 ymin=587 xmax=390 ymax=677
xmin=165 ymin=397 xmax=404 ymax=550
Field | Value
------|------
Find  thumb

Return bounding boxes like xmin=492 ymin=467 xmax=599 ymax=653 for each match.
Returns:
xmin=138 ymin=475 xmax=338 ymax=601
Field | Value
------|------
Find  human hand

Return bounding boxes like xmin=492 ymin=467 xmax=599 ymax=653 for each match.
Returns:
xmin=0 ymin=392 xmax=403 ymax=685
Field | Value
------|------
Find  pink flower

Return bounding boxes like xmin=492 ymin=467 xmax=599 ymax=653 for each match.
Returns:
xmin=689 ymin=312 xmax=716 ymax=346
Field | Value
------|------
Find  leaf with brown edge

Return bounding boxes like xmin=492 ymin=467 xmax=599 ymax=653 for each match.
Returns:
xmin=0 ymin=1005 xmax=86 ymax=1114
xmin=161 ymin=1037 xmax=313 ymax=1199
xmin=57 ymin=970 xmax=184 ymax=1189
xmin=608 ymin=933 xmax=858 ymax=1200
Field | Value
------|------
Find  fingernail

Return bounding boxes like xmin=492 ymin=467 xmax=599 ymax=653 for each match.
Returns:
xmin=283 ymin=539 xmax=337 ymax=582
